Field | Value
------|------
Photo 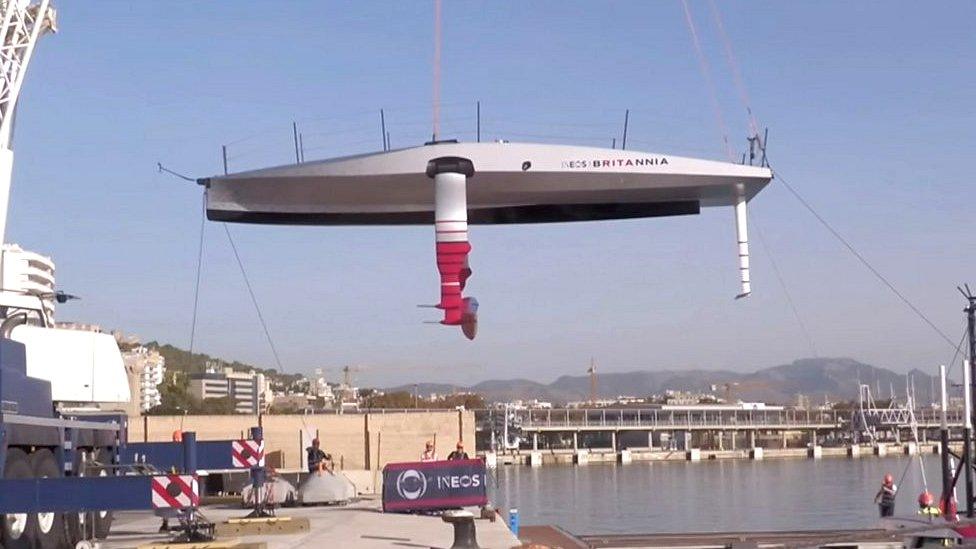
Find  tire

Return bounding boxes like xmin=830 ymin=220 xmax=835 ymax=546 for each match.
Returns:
xmin=2 ymin=449 xmax=35 ymax=549
xmin=66 ymin=450 xmax=94 ymax=545
xmin=92 ymin=449 xmax=114 ymax=540
xmin=29 ymin=449 xmax=68 ymax=549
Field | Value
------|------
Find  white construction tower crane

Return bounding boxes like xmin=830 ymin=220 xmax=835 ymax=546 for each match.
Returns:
xmin=0 ymin=0 xmax=56 ymax=243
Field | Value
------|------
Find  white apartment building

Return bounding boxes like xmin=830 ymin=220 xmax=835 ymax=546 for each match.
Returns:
xmin=122 ymin=345 xmax=166 ymax=412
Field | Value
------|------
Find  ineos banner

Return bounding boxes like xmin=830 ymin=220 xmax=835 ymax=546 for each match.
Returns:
xmin=382 ymin=459 xmax=488 ymax=512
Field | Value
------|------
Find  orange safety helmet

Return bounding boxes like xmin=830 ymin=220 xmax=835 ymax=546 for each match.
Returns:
xmin=172 ymin=430 xmax=183 ymax=443
xmin=918 ymin=491 xmax=935 ymax=507
xmin=883 ymin=473 xmax=894 ymax=486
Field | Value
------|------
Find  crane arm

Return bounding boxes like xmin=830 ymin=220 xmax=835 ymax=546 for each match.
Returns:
xmin=0 ymin=0 xmax=56 ymax=244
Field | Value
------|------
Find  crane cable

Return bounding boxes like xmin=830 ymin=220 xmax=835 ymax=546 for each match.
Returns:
xmin=158 ymin=163 xmax=286 ymax=374
xmin=707 ymin=0 xmax=759 ymax=138
xmin=681 ymin=1 xmax=817 ymax=354
xmin=698 ymin=3 xmax=962 ymax=357
xmin=771 ymin=169 xmax=962 ymax=355
xmin=680 ymin=0 xmax=734 ymax=161
xmin=699 ymin=0 xmax=963 ymax=518
xmin=188 ymin=192 xmax=206 ymax=361
xmin=179 ymin=183 xmax=286 ymax=374
xmin=222 ymin=223 xmax=286 ymax=373
xmin=432 ymin=0 xmax=442 ymax=140
xmin=751 ymin=211 xmax=818 ymax=358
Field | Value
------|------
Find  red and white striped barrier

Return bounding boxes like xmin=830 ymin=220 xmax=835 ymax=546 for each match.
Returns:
xmin=231 ymin=439 xmax=265 ymax=468
xmin=151 ymin=475 xmax=200 ymax=509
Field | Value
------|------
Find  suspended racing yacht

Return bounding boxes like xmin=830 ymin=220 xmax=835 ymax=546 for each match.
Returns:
xmin=198 ymin=141 xmax=772 ymax=340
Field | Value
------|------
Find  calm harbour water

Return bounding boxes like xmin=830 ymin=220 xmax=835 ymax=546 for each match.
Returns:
xmin=489 ymin=456 xmax=946 ymax=535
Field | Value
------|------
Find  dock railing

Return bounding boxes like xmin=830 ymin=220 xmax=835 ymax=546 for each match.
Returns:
xmin=515 ymin=407 xmax=965 ymax=431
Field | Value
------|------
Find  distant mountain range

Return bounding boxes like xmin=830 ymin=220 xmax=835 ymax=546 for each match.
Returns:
xmin=388 ymin=358 xmax=941 ymax=405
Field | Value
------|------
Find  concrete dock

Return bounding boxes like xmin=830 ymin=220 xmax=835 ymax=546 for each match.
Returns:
xmin=518 ymin=525 xmax=925 ymax=548
xmin=101 ymin=498 xmax=520 ymax=549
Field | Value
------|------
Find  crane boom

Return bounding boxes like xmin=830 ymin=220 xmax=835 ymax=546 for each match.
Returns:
xmin=0 ymin=0 xmax=55 ymax=244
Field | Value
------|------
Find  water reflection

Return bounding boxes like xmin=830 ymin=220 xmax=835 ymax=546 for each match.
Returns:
xmin=490 ymin=456 xmax=943 ymax=535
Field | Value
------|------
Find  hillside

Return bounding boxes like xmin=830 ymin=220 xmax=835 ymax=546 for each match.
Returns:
xmin=389 ymin=358 xmax=940 ymax=405
xmin=145 ymin=342 xmax=302 ymax=385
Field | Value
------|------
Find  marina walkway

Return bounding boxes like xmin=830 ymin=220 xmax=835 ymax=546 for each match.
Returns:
xmin=519 ymin=408 xmax=963 ymax=432
xmin=102 ymin=498 xmax=520 ymax=548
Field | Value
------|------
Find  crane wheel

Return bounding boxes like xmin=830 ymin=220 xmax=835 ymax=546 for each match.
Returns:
xmin=1 ymin=449 xmax=35 ymax=549
xmin=29 ymin=449 xmax=68 ymax=549
xmin=91 ymin=449 xmax=114 ymax=540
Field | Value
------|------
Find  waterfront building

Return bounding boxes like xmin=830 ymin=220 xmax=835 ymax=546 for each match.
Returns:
xmin=189 ymin=365 xmax=267 ymax=414
xmin=122 ymin=345 xmax=166 ymax=412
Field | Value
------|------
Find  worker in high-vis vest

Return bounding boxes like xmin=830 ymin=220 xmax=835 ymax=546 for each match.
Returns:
xmin=918 ymin=491 xmax=941 ymax=518
xmin=874 ymin=473 xmax=897 ymax=517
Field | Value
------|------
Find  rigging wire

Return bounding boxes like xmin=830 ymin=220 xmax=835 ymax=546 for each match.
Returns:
xmin=751 ymin=211 xmax=818 ymax=357
xmin=432 ymin=0 xmax=442 ymax=140
xmin=222 ymin=223 xmax=286 ymax=373
xmin=772 ymin=168 xmax=962 ymax=355
xmin=699 ymin=4 xmax=965 ymax=361
xmin=187 ymin=192 xmax=206 ymax=363
xmin=679 ymin=0 xmax=735 ymax=161
xmin=945 ymin=328 xmax=968 ymax=379
xmin=707 ymin=0 xmax=759 ymax=137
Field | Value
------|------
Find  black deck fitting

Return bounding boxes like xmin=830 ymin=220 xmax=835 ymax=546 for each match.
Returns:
xmin=426 ymin=156 xmax=475 ymax=178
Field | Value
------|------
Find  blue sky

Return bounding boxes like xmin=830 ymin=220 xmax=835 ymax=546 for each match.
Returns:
xmin=9 ymin=1 xmax=975 ymax=386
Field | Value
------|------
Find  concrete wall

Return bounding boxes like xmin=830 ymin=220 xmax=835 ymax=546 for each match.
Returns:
xmin=129 ymin=411 xmax=474 ymax=471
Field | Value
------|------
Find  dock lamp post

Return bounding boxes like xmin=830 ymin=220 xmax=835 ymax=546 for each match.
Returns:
xmin=959 ymin=285 xmax=976 ymax=517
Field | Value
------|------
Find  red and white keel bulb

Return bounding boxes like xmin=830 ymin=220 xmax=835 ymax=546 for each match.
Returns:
xmin=426 ymin=156 xmax=478 ymax=340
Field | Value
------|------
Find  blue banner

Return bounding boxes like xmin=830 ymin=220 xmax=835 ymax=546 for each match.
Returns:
xmin=382 ymin=459 xmax=488 ymax=512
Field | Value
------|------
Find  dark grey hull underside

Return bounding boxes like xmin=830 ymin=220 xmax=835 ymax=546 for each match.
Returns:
xmin=208 ymin=200 xmax=700 ymax=225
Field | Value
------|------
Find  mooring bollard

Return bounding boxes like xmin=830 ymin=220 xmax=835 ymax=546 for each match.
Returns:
xmin=508 ymin=507 xmax=519 ymax=535
xmin=442 ymin=510 xmax=480 ymax=549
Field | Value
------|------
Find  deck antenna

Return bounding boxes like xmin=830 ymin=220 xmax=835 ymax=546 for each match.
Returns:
xmin=292 ymin=121 xmax=300 ymax=164
xmin=611 ymin=138 xmax=616 ymax=150
xmin=760 ymin=128 xmax=769 ymax=167
xmin=621 ymin=109 xmax=629 ymax=150
xmin=432 ymin=0 xmax=442 ymax=141
xmin=299 ymin=132 xmax=305 ymax=162
xmin=476 ymin=101 xmax=480 ymax=143
xmin=221 ymin=145 xmax=228 ymax=175
xmin=380 ymin=109 xmax=388 ymax=151
xmin=387 ymin=131 xmax=391 ymax=150
xmin=746 ymin=128 xmax=769 ymax=167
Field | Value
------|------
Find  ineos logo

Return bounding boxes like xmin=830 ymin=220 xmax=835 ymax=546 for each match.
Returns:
xmin=395 ymin=469 xmax=428 ymax=501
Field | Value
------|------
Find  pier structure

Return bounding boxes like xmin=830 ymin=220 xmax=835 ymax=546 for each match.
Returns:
xmin=493 ymin=407 xmax=965 ymax=463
